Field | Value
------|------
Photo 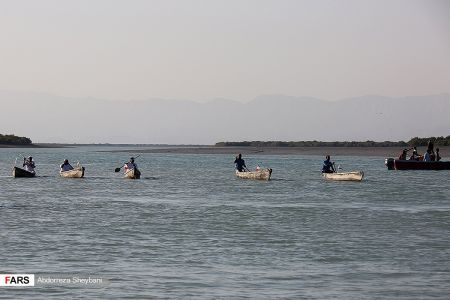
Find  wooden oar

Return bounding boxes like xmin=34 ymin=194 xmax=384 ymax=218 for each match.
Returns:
xmin=114 ymin=155 xmax=140 ymax=172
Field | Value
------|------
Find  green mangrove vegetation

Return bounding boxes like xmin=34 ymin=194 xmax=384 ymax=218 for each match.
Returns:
xmin=215 ymin=136 xmax=450 ymax=147
xmin=0 ymin=134 xmax=33 ymax=145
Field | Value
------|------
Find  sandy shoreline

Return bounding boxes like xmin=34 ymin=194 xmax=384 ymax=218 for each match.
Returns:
xmin=99 ymin=146 xmax=450 ymax=157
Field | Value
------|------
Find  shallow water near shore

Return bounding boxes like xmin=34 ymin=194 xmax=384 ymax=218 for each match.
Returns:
xmin=1 ymin=146 xmax=450 ymax=299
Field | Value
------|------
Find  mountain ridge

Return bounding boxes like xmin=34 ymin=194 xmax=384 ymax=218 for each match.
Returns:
xmin=1 ymin=90 xmax=449 ymax=144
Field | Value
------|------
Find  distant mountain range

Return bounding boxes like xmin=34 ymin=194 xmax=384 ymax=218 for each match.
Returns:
xmin=1 ymin=91 xmax=449 ymax=144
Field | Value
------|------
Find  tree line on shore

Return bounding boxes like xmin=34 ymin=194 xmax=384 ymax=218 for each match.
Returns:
xmin=215 ymin=136 xmax=450 ymax=148
xmin=3 ymin=133 xmax=450 ymax=147
xmin=0 ymin=134 xmax=32 ymax=145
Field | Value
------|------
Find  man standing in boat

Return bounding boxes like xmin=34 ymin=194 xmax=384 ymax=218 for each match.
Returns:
xmin=23 ymin=156 xmax=36 ymax=173
xmin=124 ymin=157 xmax=139 ymax=173
xmin=234 ymin=154 xmax=247 ymax=172
xmin=436 ymin=148 xmax=442 ymax=162
xmin=322 ymin=155 xmax=335 ymax=173
xmin=60 ymin=159 xmax=74 ymax=171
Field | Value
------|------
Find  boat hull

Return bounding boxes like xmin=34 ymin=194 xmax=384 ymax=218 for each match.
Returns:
xmin=323 ymin=171 xmax=364 ymax=181
xmin=236 ymin=168 xmax=272 ymax=180
xmin=12 ymin=167 xmax=36 ymax=178
xmin=386 ymin=158 xmax=450 ymax=170
xmin=60 ymin=167 xmax=85 ymax=178
xmin=124 ymin=168 xmax=141 ymax=179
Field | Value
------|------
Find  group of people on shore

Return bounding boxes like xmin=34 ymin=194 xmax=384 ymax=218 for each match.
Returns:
xmin=398 ymin=140 xmax=442 ymax=162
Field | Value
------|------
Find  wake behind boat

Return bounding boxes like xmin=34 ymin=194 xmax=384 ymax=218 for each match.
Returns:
xmin=12 ymin=166 xmax=36 ymax=178
xmin=235 ymin=168 xmax=272 ymax=180
xmin=323 ymin=171 xmax=364 ymax=181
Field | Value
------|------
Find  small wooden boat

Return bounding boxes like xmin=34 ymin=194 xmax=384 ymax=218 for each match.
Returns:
xmin=323 ymin=171 xmax=364 ymax=181
xmin=124 ymin=168 xmax=141 ymax=179
xmin=385 ymin=158 xmax=450 ymax=170
xmin=235 ymin=168 xmax=272 ymax=181
xmin=60 ymin=166 xmax=85 ymax=178
xmin=12 ymin=166 xmax=36 ymax=178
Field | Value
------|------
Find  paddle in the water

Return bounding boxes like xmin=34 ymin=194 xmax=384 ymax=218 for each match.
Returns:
xmin=114 ymin=155 xmax=140 ymax=172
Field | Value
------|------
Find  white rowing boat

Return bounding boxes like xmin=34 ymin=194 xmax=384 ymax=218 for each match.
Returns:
xmin=60 ymin=166 xmax=85 ymax=178
xmin=124 ymin=168 xmax=141 ymax=179
xmin=322 ymin=171 xmax=364 ymax=181
xmin=235 ymin=168 xmax=272 ymax=180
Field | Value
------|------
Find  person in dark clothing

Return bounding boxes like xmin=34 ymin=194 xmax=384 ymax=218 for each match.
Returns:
xmin=427 ymin=140 xmax=436 ymax=161
xmin=322 ymin=155 xmax=335 ymax=173
xmin=234 ymin=153 xmax=247 ymax=172
xmin=399 ymin=149 xmax=408 ymax=160
xmin=436 ymin=148 xmax=441 ymax=162
xmin=427 ymin=140 xmax=434 ymax=153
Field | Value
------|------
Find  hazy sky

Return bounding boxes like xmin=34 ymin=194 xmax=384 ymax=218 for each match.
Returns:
xmin=1 ymin=0 xmax=450 ymax=102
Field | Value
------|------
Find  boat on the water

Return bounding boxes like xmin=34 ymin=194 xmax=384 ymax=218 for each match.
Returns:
xmin=385 ymin=158 xmax=450 ymax=170
xmin=12 ymin=166 xmax=36 ymax=178
xmin=124 ymin=168 xmax=141 ymax=179
xmin=235 ymin=168 xmax=272 ymax=180
xmin=323 ymin=171 xmax=364 ymax=181
xmin=60 ymin=166 xmax=85 ymax=178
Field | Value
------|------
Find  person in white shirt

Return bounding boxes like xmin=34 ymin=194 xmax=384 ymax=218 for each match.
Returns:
xmin=423 ymin=149 xmax=432 ymax=162
xmin=124 ymin=157 xmax=138 ymax=173
xmin=60 ymin=159 xmax=74 ymax=172
xmin=23 ymin=156 xmax=36 ymax=173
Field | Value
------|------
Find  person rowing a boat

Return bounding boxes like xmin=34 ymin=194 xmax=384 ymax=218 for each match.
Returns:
xmin=234 ymin=153 xmax=247 ymax=172
xmin=23 ymin=156 xmax=36 ymax=173
xmin=124 ymin=157 xmax=139 ymax=173
xmin=60 ymin=159 xmax=74 ymax=172
xmin=322 ymin=155 xmax=335 ymax=173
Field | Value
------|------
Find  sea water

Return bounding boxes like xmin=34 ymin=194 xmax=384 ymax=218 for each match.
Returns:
xmin=1 ymin=146 xmax=450 ymax=299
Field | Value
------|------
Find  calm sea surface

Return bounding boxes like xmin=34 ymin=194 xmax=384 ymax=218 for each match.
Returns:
xmin=1 ymin=146 xmax=450 ymax=299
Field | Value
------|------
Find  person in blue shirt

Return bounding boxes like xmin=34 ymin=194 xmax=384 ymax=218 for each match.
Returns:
xmin=322 ymin=155 xmax=335 ymax=173
xmin=60 ymin=159 xmax=74 ymax=172
xmin=423 ymin=149 xmax=431 ymax=162
xmin=234 ymin=153 xmax=247 ymax=172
